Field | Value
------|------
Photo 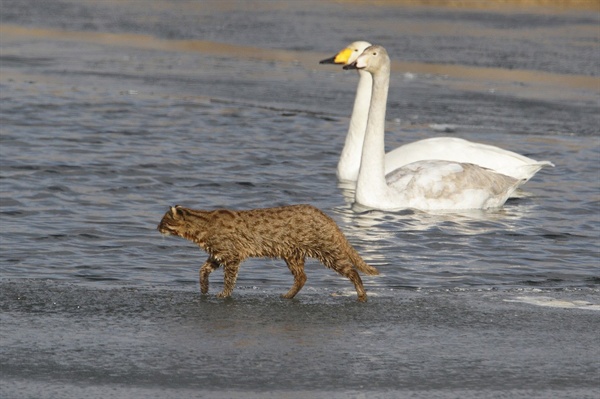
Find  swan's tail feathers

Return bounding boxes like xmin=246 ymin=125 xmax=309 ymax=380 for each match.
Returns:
xmin=514 ymin=161 xmax=554 ymax=183
xmin=539 ymin=160 xmax=555 ymax=167
xmin=346 ymin=244 xmax=380 ymax=276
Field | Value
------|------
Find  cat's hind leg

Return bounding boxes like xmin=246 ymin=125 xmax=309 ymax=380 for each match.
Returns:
xmin=200 ymin=257 xmax=220 ymax=294
xmin=282 ymin=255 xmax=307 ymax=299
xmin=217 ymin=260 xmax=241 ymax=298
xmin=329 ymin=254 xmax=368 ymax=302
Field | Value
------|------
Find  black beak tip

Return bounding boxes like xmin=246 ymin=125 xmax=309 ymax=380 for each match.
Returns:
xmin=319 ymin=56 xmax=337 ymax=65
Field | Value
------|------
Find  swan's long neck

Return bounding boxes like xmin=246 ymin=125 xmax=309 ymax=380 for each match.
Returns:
xmin=355 ymin=62 xmax=391 ymax=205
xmin=337 ymin=70 xmax=372 ymax=181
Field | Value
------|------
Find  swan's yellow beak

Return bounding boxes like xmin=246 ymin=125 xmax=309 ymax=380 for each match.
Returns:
xmin=333 ymin=48 xmax=353 ymax=64
xmin=319 ymin=47 xmax=353 ymax=65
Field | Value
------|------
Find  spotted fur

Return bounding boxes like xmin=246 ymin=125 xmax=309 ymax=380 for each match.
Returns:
xmin=157 ymin=204 xmax=378 ymax=301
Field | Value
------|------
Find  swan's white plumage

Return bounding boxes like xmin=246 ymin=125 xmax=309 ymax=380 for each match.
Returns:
xmin=385 ymin=137 xmax=553 ymax=183
xmin=384 ymin=161 xmax=519 ymax=210
xmin=347 ymin=45 xmax=521 ymax=211
xmin=322 ymin=41 xmax=553 ymax=183
xmin=321 ymin=41 xmax=373 ymax=182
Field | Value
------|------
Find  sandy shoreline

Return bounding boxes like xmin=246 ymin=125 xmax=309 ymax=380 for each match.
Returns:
xmin=2 ymin=24 xmax=597 ymax=103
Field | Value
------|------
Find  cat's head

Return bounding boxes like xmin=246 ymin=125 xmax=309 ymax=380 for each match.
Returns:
xmin=157 ymin=205 xmax=187 ymax=237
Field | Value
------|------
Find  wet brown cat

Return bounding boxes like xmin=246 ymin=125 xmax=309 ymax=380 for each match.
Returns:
xmin=157 ymin=204 xmax=379 ymax=301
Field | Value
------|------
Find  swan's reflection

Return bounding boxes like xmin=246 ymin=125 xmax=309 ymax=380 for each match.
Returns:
xmin=333 ymin=180 xmax=532 ymax=283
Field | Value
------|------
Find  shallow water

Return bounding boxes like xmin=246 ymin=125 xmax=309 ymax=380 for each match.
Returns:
xmin=2 ymin=280 xmax=599 ymax=399
xmin=1 ymin=1 xmax=599 ymax=398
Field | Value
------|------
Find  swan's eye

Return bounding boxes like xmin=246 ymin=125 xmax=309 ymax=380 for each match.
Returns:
xmin=372 ymin=52 xmax=377 ymax=55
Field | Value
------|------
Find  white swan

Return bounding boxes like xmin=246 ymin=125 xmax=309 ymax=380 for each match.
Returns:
xmin=321 ymin=41 xmax=373 ymax=181
xmin=344 ymin=45 xmax=521 ymax=211
xmin=320 ymin=41 xmax=553 ymax=183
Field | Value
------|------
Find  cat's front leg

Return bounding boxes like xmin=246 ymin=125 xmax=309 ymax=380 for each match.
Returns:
xmin=217 ymin=260 xmax=241 ymax=298
xmin=200 ymin=257 xmax=221 ymax=294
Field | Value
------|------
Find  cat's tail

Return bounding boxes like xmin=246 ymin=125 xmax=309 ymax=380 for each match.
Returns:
xmin=344 ymin=240 xmax=379 ymax=276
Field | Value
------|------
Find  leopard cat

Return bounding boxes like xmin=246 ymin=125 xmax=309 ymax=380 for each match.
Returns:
xmin=157 ymin=204 xmax=379 ymax=301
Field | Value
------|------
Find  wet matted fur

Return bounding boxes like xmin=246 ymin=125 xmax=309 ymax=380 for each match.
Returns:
xmin=157 ymin=204 xmax=379 ymax=301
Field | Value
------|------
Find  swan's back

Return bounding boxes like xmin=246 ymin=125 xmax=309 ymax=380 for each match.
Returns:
xmin=384 ymin=137 xmax=554 ymax=182
xmin=384 ymin=160 xmax=522 ymax=211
